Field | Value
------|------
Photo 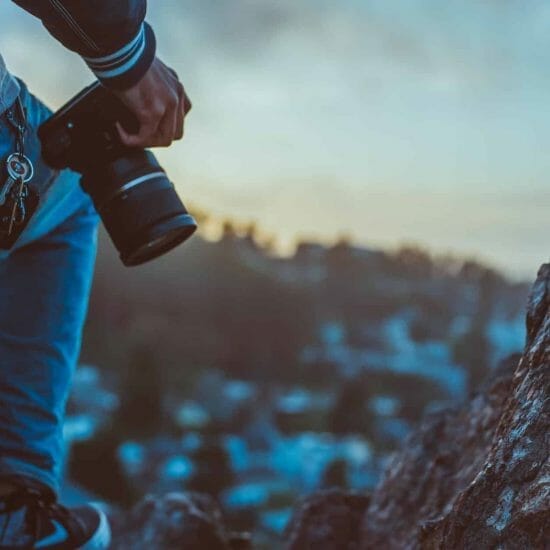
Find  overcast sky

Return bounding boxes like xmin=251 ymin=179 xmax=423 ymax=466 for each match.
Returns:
xmin=1 ymin=0 xmax=549 ymax=279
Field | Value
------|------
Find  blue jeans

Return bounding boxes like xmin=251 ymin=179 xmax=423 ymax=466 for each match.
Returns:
xmin=0 ymin=81 xmax=99 ymax=492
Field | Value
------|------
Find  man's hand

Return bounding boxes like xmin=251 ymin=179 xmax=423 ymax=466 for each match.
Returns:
xmin=113 ymin=57 xmax=191 ymax=148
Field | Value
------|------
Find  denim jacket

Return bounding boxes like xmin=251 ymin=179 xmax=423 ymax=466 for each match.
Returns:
xmin=1 ymin=0 xmax=155 ymax=112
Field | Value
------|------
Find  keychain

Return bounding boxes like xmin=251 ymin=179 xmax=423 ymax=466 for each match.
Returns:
xmin=6 ymin=153 xmax=33 ymax=234
xmin=0 ymin=152 xmax=34 ymax=206
xmin=0 ymin=96 xmax=39 ymax=249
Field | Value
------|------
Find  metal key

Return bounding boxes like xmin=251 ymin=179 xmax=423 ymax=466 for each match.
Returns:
xmin=7 ymin=177 xmax=27 ymax=235
xmin=0 ymin=153 xmax=34 ymax=206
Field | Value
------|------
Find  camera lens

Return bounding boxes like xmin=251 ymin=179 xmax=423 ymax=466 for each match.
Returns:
xmin=81 ymin=150 xmax=197 ymax=266
xmin=123 ymin=216 xmax=196 ymax=266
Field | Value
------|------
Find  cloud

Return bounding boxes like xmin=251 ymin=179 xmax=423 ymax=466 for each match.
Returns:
xmin=1 ymin=1 xmax=548 ymax=278
xmin=149 ymin=0 xmax=543 ymax=93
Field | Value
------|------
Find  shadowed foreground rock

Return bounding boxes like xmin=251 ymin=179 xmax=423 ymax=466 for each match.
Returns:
xmin=287 ymin=264 xmax=549 ymax=549
xmin=110 ymin=265 xmax=549 ymax=549
xmin=110 ymin=493 xmax=238 ymax=549
xmin=359 ymin=354 xmax=521 ymax=549
xmin=285 ymin=490 xmax=370 ymax=549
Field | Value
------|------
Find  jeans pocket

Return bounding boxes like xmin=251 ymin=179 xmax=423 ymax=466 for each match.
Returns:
xmin=0 ymin=80 xmax=78 ymax=251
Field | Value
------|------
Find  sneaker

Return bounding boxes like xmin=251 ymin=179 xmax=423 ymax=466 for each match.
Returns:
xmin=0 ymin=479 xmax=110 ymax=549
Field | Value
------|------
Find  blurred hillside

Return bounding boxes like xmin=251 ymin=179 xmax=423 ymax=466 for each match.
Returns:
xmin=70 ymin=219 xmax=530 ymax=542
xmin=82 ymin=219 xmax=529 ymax=388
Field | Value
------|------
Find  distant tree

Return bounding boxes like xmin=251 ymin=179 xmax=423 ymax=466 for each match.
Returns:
xmin=322 ymin=459 xmax=348 ymax=489
xmin=221 ymin=220 xmax=237 ymax=241
xmin=329 ymin=378 xmax=374 ymax=435
xmin=69 ymin=431 xmax=137 ymax=507
xmin=188 ymin=441 xmax=233 ymax=497
xmin=393 ymin=245 xmax=433 ymax=279
xmin=244 ymin=222 xmax=258 ymax=244
xmin=324 ymin=240 xmax=375 ymax=326
xmin=452 ymin=321 xmax=491 ymax=391
xmin=188 ymin=205 xmax=210 ymax=226
xmin=115 ymin=343 xmax=165 ymax=438
xmin=335 ymin=234 xmax=353 ymax=248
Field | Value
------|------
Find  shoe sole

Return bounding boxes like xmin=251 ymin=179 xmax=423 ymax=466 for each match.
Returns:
xmin=79 ymin=504 xmax=111 ymax=550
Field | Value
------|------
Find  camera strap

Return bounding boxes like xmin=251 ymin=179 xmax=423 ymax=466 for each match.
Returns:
xmin=0 ymin=96 xmax=38 ymax=249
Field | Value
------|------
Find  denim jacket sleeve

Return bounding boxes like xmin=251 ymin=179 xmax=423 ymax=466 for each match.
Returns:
xmin=11 ymin=0 xmax=156 ymax=90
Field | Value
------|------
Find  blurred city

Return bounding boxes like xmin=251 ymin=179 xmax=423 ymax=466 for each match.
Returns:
xmin=63 ymin=218 xmax=529 ymax=546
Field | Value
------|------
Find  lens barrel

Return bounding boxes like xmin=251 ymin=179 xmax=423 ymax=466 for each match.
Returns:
xmin=81 ymin=150 xmax=197 ymax=266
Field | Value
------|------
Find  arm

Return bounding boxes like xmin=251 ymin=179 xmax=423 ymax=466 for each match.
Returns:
xmin=11 ymin=0 xmax=154 ymax=90
xmin=12 ymin=0 xmax=190 ymax=146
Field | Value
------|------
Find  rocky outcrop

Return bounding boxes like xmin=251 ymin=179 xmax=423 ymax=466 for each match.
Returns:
xmin=110 ymin=492 xmax=249 ymax=549
xmin=285 ymin=490 xmax=370 ymax=549
xmin=359 ymin=353 xmax=521 ymax=549
xmin=110 ymin=265 xmax=549 ymax=549
xmin=287 ymin=264 xmax=549 ymax=549
xmin=419 ymin=263 xmax=549 ymax=549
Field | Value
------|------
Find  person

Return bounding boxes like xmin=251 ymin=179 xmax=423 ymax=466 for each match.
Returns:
xmin=0 ymin=1 xmax=191 ymax=548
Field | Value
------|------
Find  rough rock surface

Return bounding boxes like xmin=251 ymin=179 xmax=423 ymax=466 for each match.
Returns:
xmin=110 ymin=492 xmax=236 ymax=549
xmin=420 ymin=263 xmax=549 ymax=549
xmin=285 ymin=490 xmax=370 ymax=550
xmin=360 ymin=354 xmax=521 ymax=549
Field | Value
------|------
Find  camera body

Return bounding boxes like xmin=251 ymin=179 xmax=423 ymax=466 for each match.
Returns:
xmin=38 ymin=82 xmax=197 ymax=266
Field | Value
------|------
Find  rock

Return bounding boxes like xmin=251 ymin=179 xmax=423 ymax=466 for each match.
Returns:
xmin=110 ymin=492 xmax=235 ymax=549
xmin=360 ymin=353 xmax=520 ymax=549
xmin=419 ymin=264 xmax=549 ymax=549
xmin=285 ymin=490 xmax=370 ymax=550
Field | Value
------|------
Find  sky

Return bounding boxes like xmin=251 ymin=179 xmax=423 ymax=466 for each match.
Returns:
xmin=0 ymin=0 xmax=548 ymax=279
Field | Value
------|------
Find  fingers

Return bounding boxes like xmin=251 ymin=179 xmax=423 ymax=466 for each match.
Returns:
xmin=157 ymin=92 xmax=179 ymax=146
xmin=168 ymin=74 xmax=191 ymax=141
xmin=175 ymin=101 xmax=185 ymax=141
xmin=175 ymin=82 xmax=186 ymax=140
xmin=118 ymin=91 xmax=176 ymax=148
xmin=123 ymin=91 xmax=188 ymax=147
xmin=113 ymin=58 xmax=192 ymax=148
xmin=162 ymin=64 xmax=188 ymax=141
xmin=183 ymin=94 xmax=192 ymax=115
xmin=117 ymin=109 xmax=162 ymax=148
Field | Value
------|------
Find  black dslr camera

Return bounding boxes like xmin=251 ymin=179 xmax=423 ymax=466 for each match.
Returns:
xmin=38 ymin=82 xmax=197 ymax=266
